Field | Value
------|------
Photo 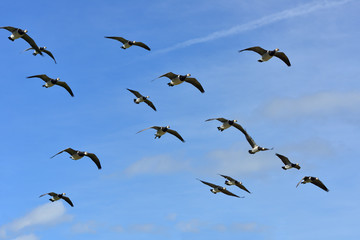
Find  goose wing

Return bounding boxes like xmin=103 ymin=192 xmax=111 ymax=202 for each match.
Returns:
xmin=235 ymin=183 xmax=251 ymax=194
xmin=296 ymin=177 xmax=306 ymax=188
xmin=276 ymin=153 xmax=291 ymax=165
xmin=127 ymin=88 xmax=142 ymax=98
xmin=0 ymin=26 xmax=17 ymax=32
xmin=21 ymin=34 xmax=42 ymax=55
xmin=311 ymin=178 xmax=329 ymax=192
xmin=240 ymin=128 xmax=256 ymax=148
xmin=238 ymin=46 xmax=267 ymax=56
xmin=274 ymin=51 xmax=291 ymax=66
xmin=167 ymin=129 xmax=185 ymax=142
xmin=137 ymin=126 xmax=161 ymax=134
xmin=56 ymin=81 xmax=74 ymax=97
xmin=144 ymin=99 xmax=157 ymax=111
xmin=51 ymin=148 xmax=77 ymax=158
xmin=232 ymin=122 xmax=246 ymax=132
xmin=197 ymin=179 xmax=221 ymax=189
xmin=220 ymin=188 xmax=242 ymax=198
xmin=105 ymin=36 xmax=128 ymax=44
xmin=23 ymin=47 xmax=34 ymax=52
xmin=61 ymin=196 xmax=74 ymax=207
xmin=184 ymin=77 xmax=205 ymax=93
xmin=27 ymin=74 xmax=50 ymax=82
xmin=206 ymin=118 xmax=228 ymax=123
xmin=42 ymin=49 xmax=57 ymax=63
xmin=39 ymin=192 xmax=57 ymax=197
xmin=158 ymin=72 xmax=177 ymax=80
xmin=133 ymin=41 xmax=151 ymax=51
xmin=219 ymin=174 xmax=235 ymax=182
xmin=84 ymin=153 xmax=102 ymax=170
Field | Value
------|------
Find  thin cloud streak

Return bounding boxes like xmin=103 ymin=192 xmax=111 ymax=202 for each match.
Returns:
xmin=156 ymin=0 xmax=352 ymax=53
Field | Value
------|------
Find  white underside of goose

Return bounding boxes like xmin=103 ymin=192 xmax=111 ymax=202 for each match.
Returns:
xmin=260 ymin=52 xmax=273 ymax=62
xmin=220 ymin=122 xmax=231 ymax=130
xmin=135 ymin=98 xmax=144 ymax=103
xmin=170 ymin=78 xmax=183 ymax=86
xmin=211 ymin=188 xmax=221 ymax=193
xmin=155 ymin=130 xmax=166 ymax=137
xmin=283 ymin=165 xmax=293 ymax=170
xmin=70 ymin=154 xmax=84 ymax=160
xmin=44 ymin=81 xmax=55 ymax=88
xmin=51 ymin=196 xmax=61 ymax=201
xmin=250 ymin=145 xmax=260 ymax=154
xmin=10 ymin=31 xmax=22 ymax=40
xmin=122 ymin=43 xmax=131 ymax=49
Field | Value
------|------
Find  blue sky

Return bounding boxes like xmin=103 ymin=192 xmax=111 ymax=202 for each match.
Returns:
xmin=0 ymin=0 xmax=359 ymax=239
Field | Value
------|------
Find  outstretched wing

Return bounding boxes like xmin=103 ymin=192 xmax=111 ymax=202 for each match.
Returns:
xmin=144 ymin=99 xmax=157 ymax=111
xmin=184 ymin=77 xmax=205 ymax=93
xmin=27 ymin=74 xmax=50 ymax=82
xmin=236 ymin=183 xmax=251 ymax=194
xmin=219 ymin=174 xmax=235 ymax=182
xmin=206 ymin=118 xmax=228 ymax=123
xmin=296 ymin=177 xmax=306 ymax=188
xmin=85 ymin=153 xmax=102 ymax=170
xmin=241 ymin=128 xmax=256 ymax=148
xmin=56 ymin=81 xmax=74 ymax=97
xmin=238 ymin=46 xmax=267 ymax=56
xmin=39 ymin=192 xmax=57 ymax=197
xmin=0 ymin=26 xmax=17 ymax=32
xmin=137 ymin=126 xmax=161 ymax=134
xmin=43 ymin=49 xmax=57 ymax=63
xmin=274 ymin=51 xmax=291 ymax=66
xmin=133 ymin=41 xmax=151 ymax=51
xmin=51 ymin=148 xmax=76 ymax=158
xmin=23 ymin=47 xmax=34 ymax=52
xmin=312 ymin=178 xmax=329 ymax=192
xmin=276 ymin=153 xmax=291 ymax=165
xmin=105 ymin=36 xmax=128 ymax=44
xmin=158 ymin=72 xmax=177 ymax=80
xmin=220 ymin=188 xmax=242 ymax=198
xmin=21 ymin=34 xmax=42 ymax=55
xmin=197 ymin=179 xmax=221 ymax=189
xmin=167 ymin=129 xmax=185 ymax=142
xmin=232 ymin=122 xmax=246 ymax=132
xmin=61 ymin=196 xmax=74 ymax=207
xmin=127 ymin=88 xmax=142 ymax=98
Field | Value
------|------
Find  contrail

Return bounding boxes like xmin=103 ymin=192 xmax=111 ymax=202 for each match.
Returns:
xmin=156 ymin=0 xmax=351 ymax=54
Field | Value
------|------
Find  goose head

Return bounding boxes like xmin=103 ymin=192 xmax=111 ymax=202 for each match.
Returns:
xmin=186 ymin=73 xmax=191 ymax=77
xmin=274 ymin=48 xmax=279 ymax=52
xmin=166 ymin=125 xmax=170 ymax=129
xmin=56 ymin=78 xmax=60 ymax=81
xmin=146 ymin=96 xmax=150 ymax=99
xmin=23 ymin=29 xmax=28 ymax=33
xmin=62 ymin=193 xmax=66 ymax=196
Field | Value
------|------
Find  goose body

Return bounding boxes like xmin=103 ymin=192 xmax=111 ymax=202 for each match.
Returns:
xmin=24 ymin=46 xmax=57 ymax=63
xmin=105 ymin=36 xmax=151 ymax=51
xmin=219 ymin=174 xmax=251 ymax=194
xmin=276 ymin=153 xmax=300 ymax=170
xmin=27 ymin=74 xmax=74 ymax=97
xmin=205 ymin=118 xmax=245 ymax=132
xmin=239 ymin=46 xmax=291 ymax=66
xmin=137 ymin=126 xmax=185 ymax=142
xmin=296 ymin=176 xmax=329 ymax=192
xmin=127 ymin=88 xmax=156 ymax=111
xmin=39 ymin=192 xmax=74 ymax=207
xmin=1 ymin=26 xmax=42 ymax=55
xmin=51 ymin=148 xmax=102 ymax=169
xmin=197 ymin=179 xmax=243 ymax=198
xmin=157 ymin=72 xmax=205 ymax=93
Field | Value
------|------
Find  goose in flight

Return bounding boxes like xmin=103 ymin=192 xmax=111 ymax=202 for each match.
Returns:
xmin=197 ymin=179 xmax=243 ymax=198
xmin=127 ymin=88 xmax=156 ymax=111
xmin=157 ymin=72 xmax=205 ymax=93
xmin=296 ymin=176 xmax=329 ymax=192
xmin=276 ymin=153 xmax=300 ymax=170
xmin=237 ymin=123 xmax=273 ymax=154
xmin=137 ymin=126 xmax=185 ymax=142
xmin=239 ymin=46 xmax=291 ymax=66
xmin=39 ymin=192 xmax=74 ymax=207
xmin=24 ymin=46 xmax=56 ymax=63
xmin=1 ymin=26 xmax=42 ymax=55
xmin=205 ymin=118 xmax=245 ymax=132
xmin=51 ymin=148 xmax=102 ymax=169
xmin=219 ymin=174 xmax=251 ymax=194
xmin=105 ymin=36 xmax=150 ymax=51
xmin=27 ymin=74 xmax=74 ymax=97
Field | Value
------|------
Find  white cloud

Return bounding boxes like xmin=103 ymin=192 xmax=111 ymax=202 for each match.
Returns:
xmin=0 ymin=202 xmax=72 ymax=239
xmin=124 ymin=154 xmax=191 ymax=176
xmin=176 ymin=219 xmax=201 ymax=233
xmin=13 ymin=234 xmax=39 ymax=240
xmin=157 ymin=0 xmax=352 ymax=53
xmin=262 ymin=91 xmax=360 ymax=119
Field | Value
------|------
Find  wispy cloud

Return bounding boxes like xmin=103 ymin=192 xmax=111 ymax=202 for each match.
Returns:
xmin=157 ymin=0 xmax=352 ymax=53
xmin=13 ymin=234 xmax=39 ymax=240
xmin=0 ymin=202 xmax=72 ymax=239
xmin=71 ymin=221 xmax=97 ymax=234
xmin=124 ymin=154 xmax=191 ymax=176
xmin=262 ymin=91 xmax=360 ymax=120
